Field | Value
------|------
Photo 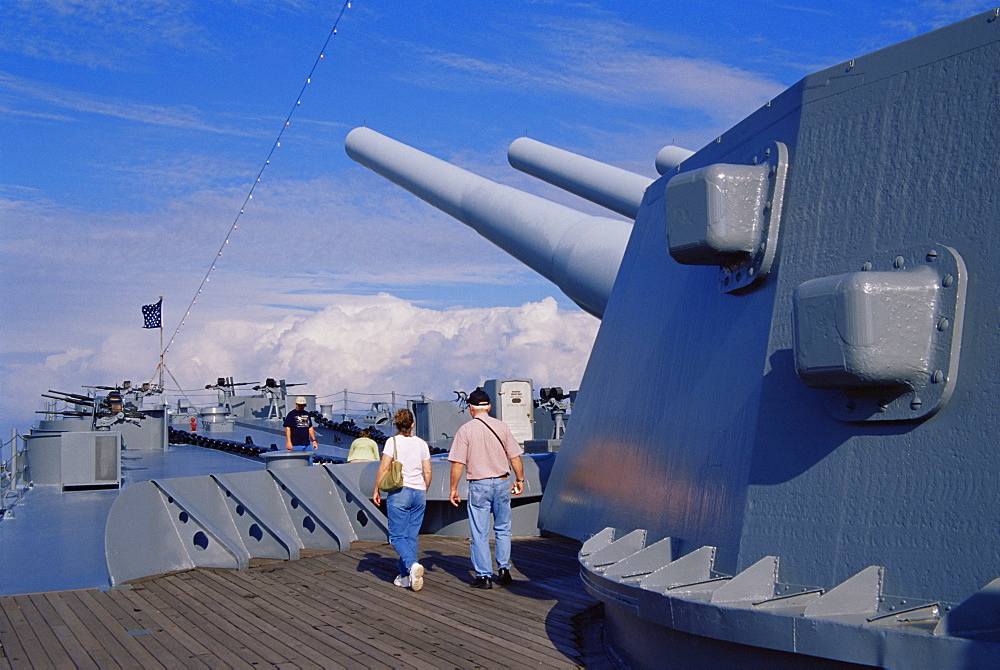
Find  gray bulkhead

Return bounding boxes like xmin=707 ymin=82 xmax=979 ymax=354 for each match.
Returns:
xmin=539 ymin=11 xmax=999 ymax=610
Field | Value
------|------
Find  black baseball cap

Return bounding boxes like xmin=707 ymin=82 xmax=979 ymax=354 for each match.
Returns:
xmin=468 ymin=387 xmax=491 ymax=407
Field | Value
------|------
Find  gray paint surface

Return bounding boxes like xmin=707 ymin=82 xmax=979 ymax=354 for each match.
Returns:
xmin=540 ymin=11 xmax=1000 ymax=610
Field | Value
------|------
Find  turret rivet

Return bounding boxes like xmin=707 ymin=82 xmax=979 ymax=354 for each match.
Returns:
xmin=937 ymin=318 xmax=951 ymax=331
xmin=932 ymin=370 xmax=945 ymax=384
xmin=893 ymin=255 xmax=905 ymax=269
xmin=862 ymin=261 xmax=873 ymax=271
xmin=942 ymin=274 xmax=954 ymax=287
xmin=926 ymin=249 xmax=938 ymax=261
xmin=910 ymin=398 xmax=922 ymax=410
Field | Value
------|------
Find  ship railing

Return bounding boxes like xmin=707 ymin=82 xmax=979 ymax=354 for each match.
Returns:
xmin=314 ymin=389 xmax=432 ymax=422
xmin=0 ymin=431 xmax=28 ymax=520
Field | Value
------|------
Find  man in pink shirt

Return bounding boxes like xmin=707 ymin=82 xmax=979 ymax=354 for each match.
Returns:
xmin=449 ymin=387 xmax=525 ymax=589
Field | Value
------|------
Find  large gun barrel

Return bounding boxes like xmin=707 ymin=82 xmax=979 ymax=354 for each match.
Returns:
xmin=506 ymin=137 xmax=652 ymax=219
xmin=345 ymin=127 xmax=632 ymax=318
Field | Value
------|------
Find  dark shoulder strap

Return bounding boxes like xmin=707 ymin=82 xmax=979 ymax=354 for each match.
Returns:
xmin=475 ymin=416 xmax=506 ymax=449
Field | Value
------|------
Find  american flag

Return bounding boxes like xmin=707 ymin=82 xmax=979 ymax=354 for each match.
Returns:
xmin=142 ymin=299 xmax=162 ymax=329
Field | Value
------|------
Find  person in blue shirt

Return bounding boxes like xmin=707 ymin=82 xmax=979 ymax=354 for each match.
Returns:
xmin=283 ymin=396 xmax=318 ymax=451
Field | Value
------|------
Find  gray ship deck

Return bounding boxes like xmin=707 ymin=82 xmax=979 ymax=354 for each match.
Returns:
xmin=0 ymin=534 xmax=609 ymax=668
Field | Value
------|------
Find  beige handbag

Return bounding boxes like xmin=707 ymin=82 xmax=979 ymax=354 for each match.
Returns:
xmin=378 ymin=437 xmax=404 ymax=492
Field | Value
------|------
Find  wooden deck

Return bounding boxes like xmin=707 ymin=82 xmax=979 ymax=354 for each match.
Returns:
xmin=0 ymin=535 xmax=611 ymax=669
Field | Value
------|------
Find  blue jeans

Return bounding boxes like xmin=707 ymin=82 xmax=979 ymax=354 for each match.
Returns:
xmin=386 ymin=486 xmax=426 ymax=577
xmin=467 ymin=477 xmax=512 ymax=577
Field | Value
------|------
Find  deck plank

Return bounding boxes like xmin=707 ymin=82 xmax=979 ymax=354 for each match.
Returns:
xmin=204 ymin=568 xmax=437 ymax=670
xmin=41 ymin=592 xmax=123 ymax=670
xmin=107 ymin=588 xmax=216 ymax=669
xmin=141 ymin=577 xmax=289 ymax=667
xmin=0 ymin=535 xmax=602 ymax=668
xmin=262 ymin=554 xmax=572 ymax=668
xmin=71 ymin=589 xmax=168 ymax=669
xmin=57 ymin=590 xmax=153 ymax=668
xmin=0 ymin=598 xmax=35 ymax=669
xmin=113 ymin=587 xmax=223 ymax=667
xmin=308 ymin=556 xmax=583 ymax=665
xmin=0 ymin=595 xmax=57 ymax=668
xmin=20 ymin=593 xmax=98 ymax=670
xmin=165 ymin=571 xmax=327 ymax=669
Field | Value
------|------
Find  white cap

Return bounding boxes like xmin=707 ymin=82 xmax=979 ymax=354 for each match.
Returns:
xmin=294 ymin=396 xmax=307 ymax=405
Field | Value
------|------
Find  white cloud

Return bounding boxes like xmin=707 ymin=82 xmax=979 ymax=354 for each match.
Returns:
xmin=168 ymin=293 xmax=599 ymax=400
xmin=0 ymin=72 xmax=258 ymax=136
xmin=4 ymin=293 xmax=599 ymax=425
xmin=408 ymin=13 xmax=784 ymax=127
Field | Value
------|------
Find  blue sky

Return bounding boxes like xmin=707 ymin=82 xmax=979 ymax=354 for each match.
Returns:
xmin=0 ymin=0 xmax=992 ymax=429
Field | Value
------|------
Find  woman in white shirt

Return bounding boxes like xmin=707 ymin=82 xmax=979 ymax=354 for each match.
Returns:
xmin=372 ymin=408 xmax=432 ymax=591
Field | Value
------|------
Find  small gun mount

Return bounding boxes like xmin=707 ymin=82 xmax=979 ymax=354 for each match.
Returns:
xmin=251 ymin=378 xmax=305 ymax=420
xmin=44 ymin=388 xmax=147 ymax=429
xmin=537 ymin=387 xmax=572 ymax=440
xmin=204 ymin=377 xmax=256 ymax=410
xmin=93 ymin=390 xmax=146 ymax=429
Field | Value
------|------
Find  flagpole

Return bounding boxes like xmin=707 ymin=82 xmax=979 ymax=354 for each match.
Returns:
xmin=158 ymin=295 xmax=164 ymax=391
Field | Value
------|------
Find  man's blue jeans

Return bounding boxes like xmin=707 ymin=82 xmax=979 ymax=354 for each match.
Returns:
xmin=386 ymin=486 xmax=426 ymax=577
xmin=467 ymin=477 xmax=512 ymax=577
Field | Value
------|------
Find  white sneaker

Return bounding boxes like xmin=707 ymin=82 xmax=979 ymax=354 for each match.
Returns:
xmin=409 ymin=562 xmax=425 ymax=592
xmin=393 ymin=575 xmax=410 ymax=588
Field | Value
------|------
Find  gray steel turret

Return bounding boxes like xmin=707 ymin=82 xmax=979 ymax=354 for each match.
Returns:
xmin=346 ymin=9 xmax=1000 ymax=668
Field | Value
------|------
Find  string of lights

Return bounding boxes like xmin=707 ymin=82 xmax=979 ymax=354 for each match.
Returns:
xmin=160 ymin=0 xmax=353 ymax=361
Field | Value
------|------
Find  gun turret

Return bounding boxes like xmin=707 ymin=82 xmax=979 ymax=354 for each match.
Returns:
xmin=345 ymin=127 xmax=632 ymax=318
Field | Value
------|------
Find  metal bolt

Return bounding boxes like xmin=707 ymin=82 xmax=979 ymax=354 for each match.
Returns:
xmin=752 ymin=156 xmax=759 ymax=165
xmin=925 ymin=249 xmax=938 ymax=262
xmin=893 ymin=255 xmax=905 ymax=269
xmin=942 ymin=274 xmax=954 ymax=288
xmin=932 ymin=370 xmax=945 ymax=384
xmin=910 ymin=398 xmax=923 ymax=411
xmin=877 ymin=399 xmax=890 ymax=412
xmin=937 ymin=318 xmax=951 ymax=331
xmin=764 ymin=147 xmax=771 ymax=158
xmin=862 ymin=261 xmax=873 ymax=271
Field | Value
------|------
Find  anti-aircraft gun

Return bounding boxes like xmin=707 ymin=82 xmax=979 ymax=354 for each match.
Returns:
xmin=535 ymin=387 xmax=571 ymax=440
xmin=251 ymin=377 xmax=306 ymax=420
xmin=346 ymin=10 xmax=1000 ymax=667
xmin=41 ymin=388 xmax=148 ymax=429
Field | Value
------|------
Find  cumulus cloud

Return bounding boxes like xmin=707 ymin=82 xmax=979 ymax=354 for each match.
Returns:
xmin=169 ymin=293 xmax=598 ymax=398
xmin=4 ymin=293 xmax=599 ymax=425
